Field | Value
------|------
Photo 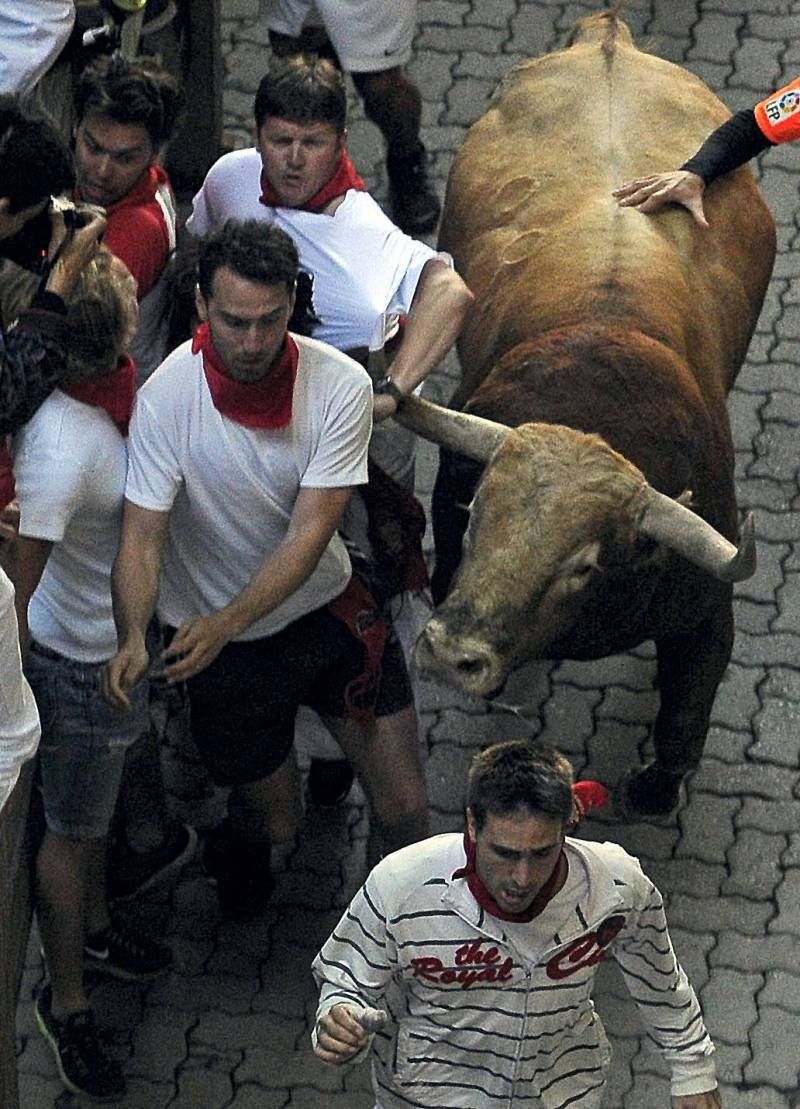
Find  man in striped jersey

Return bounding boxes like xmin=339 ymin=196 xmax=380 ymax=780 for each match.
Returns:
xmin=312 ymin=741 xmax=721 ymax=1108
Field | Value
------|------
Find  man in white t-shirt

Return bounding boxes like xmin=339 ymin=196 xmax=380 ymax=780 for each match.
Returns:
xmin=104 ymin=220 xmax=430 ymax=919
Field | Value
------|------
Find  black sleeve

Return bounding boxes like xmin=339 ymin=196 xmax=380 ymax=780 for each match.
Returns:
xmin=680 ymin=108 xmax=774 ymax=185
xmin=0 ymin=303 xmax=69 ymax=435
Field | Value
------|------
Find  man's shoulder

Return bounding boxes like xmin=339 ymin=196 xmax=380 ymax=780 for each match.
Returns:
xmin=294 ymin=334 xmax=371 ymax=386
xmin=136 ymin=342 xmax=201 ymax=406
xmin=567 ymin=837 xmax=651 ymax=894
xmin=205 ymin=146 xmax=261 ymax=183
xmin=369 ymin=834 xmax=463 ymax=907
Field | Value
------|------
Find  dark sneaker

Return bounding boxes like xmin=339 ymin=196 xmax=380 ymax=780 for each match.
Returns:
xmin=84 ymin=918 xmax=172 ymax=981
xmin=35 ymin=984 xmax=125 ymax=1102
xmin=107 ymin=821 xmax=198 ymax=902
xmin=387 ymin=142 xmax=442 ymax=234
xmin=307 ymin=757 xmax=355 ymax=807
xmin=203 ymin=820 xmax=274 ymax=920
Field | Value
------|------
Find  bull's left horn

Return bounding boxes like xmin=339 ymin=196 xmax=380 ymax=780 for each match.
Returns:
xmin=636 ymin=489 xmax=756 ymax=582
xmin=394 ymin=394 xmax=508 ymax=463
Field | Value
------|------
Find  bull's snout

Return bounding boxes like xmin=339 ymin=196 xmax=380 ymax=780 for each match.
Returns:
xmin=415 ymin=618 xmax=505 ymax=698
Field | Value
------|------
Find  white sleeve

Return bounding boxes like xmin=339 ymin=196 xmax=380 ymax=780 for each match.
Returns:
xmin=13 ymin=410 xmax=83 ymax=542
xmin=185 ymin=167 xmax=218 ymax=238
xmin=612 ymin=865 xmax=718 ymax=1098
xmin=0 ymin=1 xmax=75 ymax=96
xmin=124 ymin=392 xmax=183 ymax=512
xmin=0 ymin=568 xmax=39 ymax=815
xmin=301 ymin=368 xmax=372 ymax=489
xmin=391 ymin=243 xmax=454 ymax=316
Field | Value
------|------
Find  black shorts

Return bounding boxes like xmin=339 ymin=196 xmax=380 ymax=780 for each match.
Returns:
xmin=169 ymin=601 xmax=412 ymax=787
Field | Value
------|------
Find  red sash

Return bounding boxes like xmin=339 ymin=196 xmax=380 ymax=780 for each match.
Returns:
xmin=60 ymin=354 xmax=137 ymax=437
xmin=193 ymin=322 xmax=298 ymax=429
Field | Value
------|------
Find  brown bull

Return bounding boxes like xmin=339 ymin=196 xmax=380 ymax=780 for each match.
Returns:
xmin=396 ymin=10 xmax=776 ymax=814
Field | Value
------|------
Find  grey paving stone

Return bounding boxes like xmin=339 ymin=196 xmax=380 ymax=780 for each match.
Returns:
xmin=676 ymin=794 xmax=739 ymax=863
xmin=714 ymin=1085 xmax=790 ymax=1109
xmin=712 ymin=932 xmax=800 ymax=975
xmin=128 ymin=1010 xmax=191 ymax=1080
xmin=254 ymin=943 xmax=317 ymax=1018
xmin=408 ymin=51 xmax=457 ymax=98
xmin=170 ymin=1065 xmax=236 ymax=1108
xmin=508 ymin=4 xmax=559 ymax=54
xmin=732 ymin=598 xmax=774 ymax=634
xmin=749 ymin=12 xmax=800 ymax=38
xmin=710 ymin=664 xmax=763 ymax=731
xmin=747 ymin=698 xmax=800 ymax=767
xmin=687 ymin=11 xmax=741 ymax=61
xmin=418 ymin=24 xmax=507 ymax=51
xmin=454 ymin=50 xmax=527 ymax=79
xmin=745 ymin=1005 xmax=800 ymax=1089
xmin=732 ymin=630 xmax=800 ymax=671
xmin=712 ymin=1042 xmax=752 ymax=1087
xmin=769 ymin=868 xmax=800 ymax=934
xmin=426 ymin=742 xmax=478 ymax=812
xmin=643 ymin=858 xmax=727 ymax=898
xmin=730 ymin=36 xmax=784 ymax=91
xmin=225 ymin=1084 xmax=291 ymax=1107
xmin=736 ymin=797 xmax=800 ymax=834
xmin=466 ymin=0 xmax=517 ymax=28
xmin=148 ymin=971 xmax=261 ymax=1014
xmin=701 ymin=969 xmax=762 ymax=1043
xmin=760 ymin=968 xmax=800 ymax=1012
xmin=728 ymin=389 xmax=765 ymax=451
xmin=238 ymin=1043 xmax=344 ymax=1089
xmin=723 ymin=826 xmax=786 ymax=898
xmin=444 ymin=78 xmax=496 ymax=125
xmin=784 ymin=833 xmax=800 ymax=868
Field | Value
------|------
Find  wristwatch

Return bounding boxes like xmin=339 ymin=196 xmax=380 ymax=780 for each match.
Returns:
xmin=373 ymin=374 xmax=405 ymax=409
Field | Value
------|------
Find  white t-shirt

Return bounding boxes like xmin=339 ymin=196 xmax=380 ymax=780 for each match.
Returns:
xmin=13 ymin=391 xmax=128 ymax=662
xmin=125 ymin=333 xmax=372 ymax=640
xmin=186 ymin=148 xmax=443 ymax=353
xmin=0 ymin=566 xmax=40 ymax=813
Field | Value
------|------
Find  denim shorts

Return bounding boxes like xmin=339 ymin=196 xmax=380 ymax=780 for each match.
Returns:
xmin=26 ymin=641 xmax=149 ymax=839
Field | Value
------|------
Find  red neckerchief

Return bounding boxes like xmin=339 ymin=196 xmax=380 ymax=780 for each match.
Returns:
xmin=259 ymin=150 xmax=366 ymax=212
xmin=193 ymin=321 xmax=298 ymax=429
xmin=452 ymin=780 xmax=610 ymax=923
xmin=60 ymin=354 xmax=137 ymax=437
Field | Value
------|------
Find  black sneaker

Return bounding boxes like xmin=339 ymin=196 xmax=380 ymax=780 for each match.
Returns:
xmin=35 ymin=984 xmax=125 ymax=1102
xmin=307 ymin=757 xmax=355 ymax=807
xmin=387 ymin=142 xmax=442 ymax=234
xmin=107 ymin=821 xmax=198 ymax=902
xmin=84 ymin=918 xmax=172 ymax=981
xmin=204 ymin=820 xmax=274 ymax=920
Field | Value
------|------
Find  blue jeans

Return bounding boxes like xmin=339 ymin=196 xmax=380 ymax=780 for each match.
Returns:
xmin=27 ymin=641 xmax=148 ymax=839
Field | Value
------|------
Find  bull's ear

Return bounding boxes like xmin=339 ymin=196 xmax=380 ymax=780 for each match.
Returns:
xmin=557 ymin=541 xmax=603 ymax=591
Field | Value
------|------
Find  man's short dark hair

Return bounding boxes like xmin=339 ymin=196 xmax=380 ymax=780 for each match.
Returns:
xmin=197 ymin=220 xmax=299 ymax=300
xmin=467 ymin=741 xmax=575 ymax=832
xmin=74 ymin=55 xmax=182 ymax=148
xmin=0 ymin=96 xmax=74 ymax=212
xmin=254 ymin=56 xmax=346 ymax=133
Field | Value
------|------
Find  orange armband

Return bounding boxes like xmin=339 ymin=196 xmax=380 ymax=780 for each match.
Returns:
xmin=754 ymin=77 xmax=800 ymax=144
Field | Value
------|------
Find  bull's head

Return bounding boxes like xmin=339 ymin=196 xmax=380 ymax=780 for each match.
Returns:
xmin=396 ymin=395 xmax=755 ymax=698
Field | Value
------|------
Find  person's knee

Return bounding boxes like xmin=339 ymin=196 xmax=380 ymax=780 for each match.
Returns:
xmin=352 ymin=67 xmax=403 ymax=106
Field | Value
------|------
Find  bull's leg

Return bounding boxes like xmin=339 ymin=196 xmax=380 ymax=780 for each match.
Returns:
xmin=431 ymin=449 xmax=479 ymax=604
xmin=623 ymin=604 xmax=734 ymax=815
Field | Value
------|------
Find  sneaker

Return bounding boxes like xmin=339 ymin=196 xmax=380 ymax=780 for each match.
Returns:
xmin=107 ymin=821 xmax=198 ymax=902
xmin=307 ymin=757 xmax=355 ymax=807
xmin=387 ymin=142 xmax=442 ymax=234
xmin=35 ymin=984 xmax=125 ymax=1101
xmin=204 ymin=820 xmax=274 ymax=920
xmin=84 ymin=918 xmax=172 ymax=981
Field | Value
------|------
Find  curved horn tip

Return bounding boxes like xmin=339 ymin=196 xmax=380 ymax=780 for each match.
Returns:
xmin=723 ymin=512 xmax=756 ymax=582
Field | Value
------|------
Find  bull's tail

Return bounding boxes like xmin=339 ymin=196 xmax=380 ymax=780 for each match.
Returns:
xmin=566 ymin=5 xmax=631 ymax=59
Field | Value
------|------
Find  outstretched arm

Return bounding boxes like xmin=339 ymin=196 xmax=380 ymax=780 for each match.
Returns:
xmin=161 ymin=484 xmax=353 ymax=682
xmin=373 ymin=258 xmax=473 ymax=422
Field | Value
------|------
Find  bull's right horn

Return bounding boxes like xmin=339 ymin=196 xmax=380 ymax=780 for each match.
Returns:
xmin=394 ymin=394 xmax=509 ymax=463
xmin=636 ymin=488 xmax=756 ymax=582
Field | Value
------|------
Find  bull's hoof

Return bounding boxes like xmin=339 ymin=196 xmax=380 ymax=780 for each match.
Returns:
xmin=616 ymin=764 xmax=683 ymax=818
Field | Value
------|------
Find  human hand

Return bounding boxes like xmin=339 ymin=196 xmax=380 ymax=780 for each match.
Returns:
xmin=45 ymin=205 xmax=107 ymax=298
xmin=0 ymin=500 xmax=19 ymax=543
xmin=672 ymin=1088 xmax=722 ymax=1108
xmin=612 ymin=170 xmax=708 ymax=228
xmin=314 ymin=1005 xmax=369 ymax=1064
xmin=162 ymin=612 xmax=236 ymax=681
xmin=103 ymin=637 xmax=150 ymax=711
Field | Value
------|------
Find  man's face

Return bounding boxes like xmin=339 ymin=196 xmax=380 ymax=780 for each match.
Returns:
xmin=467 ymin=807 xmax=565 ymax=915
xmin=75 ymin=113 xmax=155 ymax=208
xmin=196 ymin=266 xmax=295 ymax=384
xmin=257 ymin=116 xmax=344 ymax=208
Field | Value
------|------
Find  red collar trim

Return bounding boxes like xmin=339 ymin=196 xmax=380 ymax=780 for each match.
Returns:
xmin=259 ymin=150 xmax=366 ymax=212
xmin=193 ymin=321 xmax=298 ymax=429
xmin=60 ymin=354 xmax=137 ymax=437
xmin=76 ymin=164 xmax=168 ymax=213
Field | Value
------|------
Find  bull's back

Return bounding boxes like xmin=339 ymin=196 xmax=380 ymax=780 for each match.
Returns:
xmin=442 ymin=14 xmax=775 ymax=403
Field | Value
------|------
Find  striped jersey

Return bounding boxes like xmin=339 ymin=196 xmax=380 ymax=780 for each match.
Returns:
xmin=312 ymin=833 xmax=716 ymax=1108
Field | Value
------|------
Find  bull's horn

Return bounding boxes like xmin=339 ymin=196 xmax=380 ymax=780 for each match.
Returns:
xmin=636 ymin=489 xmax=756 ymax=582
xmin=394 ymin=394 xmax=508 ymax=463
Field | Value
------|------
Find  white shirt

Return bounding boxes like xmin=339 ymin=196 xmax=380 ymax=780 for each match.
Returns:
xmin=0 ymin=566 xmax=39 ymax=813
xmin=0 ymin=1 xmax=74 ymax=96
xmin=125 ymin=333 xmax=372 ymax=639
xmin=13 ymin=390 xmax=128 ymax=662
xmin=186 ymin=148 xmax=444 ymax=352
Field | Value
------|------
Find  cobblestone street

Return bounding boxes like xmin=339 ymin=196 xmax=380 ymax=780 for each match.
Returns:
xmin=15 ymin=0 xmax=800 ymax=1106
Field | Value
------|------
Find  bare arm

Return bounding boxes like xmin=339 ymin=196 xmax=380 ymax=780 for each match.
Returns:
xmin=161 ymin=484 xmax=354 ymax=682
xmin=12 ymin=535 xmax=53 ymax=658
xmin=373 ymin=258 xmax=473 ymax=422
xmin=103 ymin=500 xmax=170 ymax=709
